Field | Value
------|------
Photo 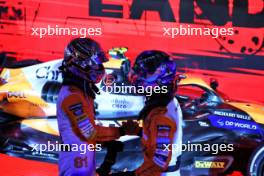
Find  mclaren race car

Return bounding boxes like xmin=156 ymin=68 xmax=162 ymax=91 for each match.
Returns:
xmin=0 ymin=49 xmax=264 ymax=176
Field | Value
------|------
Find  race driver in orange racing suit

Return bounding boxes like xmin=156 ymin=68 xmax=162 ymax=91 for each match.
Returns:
xmin=112 ymin=50 xmax=183 ymax=176
xmin=57 ymin=38 xmax=132 ymax=176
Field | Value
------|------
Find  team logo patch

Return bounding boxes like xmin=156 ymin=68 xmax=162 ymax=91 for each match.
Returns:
xmin=68 ymin=103 xmax=95 ymax=138
xmin=157 ymin=125 xmax=171 ymax=131
xmin=157 ymin=125 xmax=171 ymax=138
xmin=155 ymin=148 xmax=169 ymax=157
xmin=69 ymin=103 xmax=83 ymax=116
xmin=156 ymin=137 xmax=171 ymax=144
xmin=153 ymin=154 xmax=168 ymax=168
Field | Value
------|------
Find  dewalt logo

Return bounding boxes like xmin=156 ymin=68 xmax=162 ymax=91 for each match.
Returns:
xmin=195 ymin=161 xmax=225 ymax=168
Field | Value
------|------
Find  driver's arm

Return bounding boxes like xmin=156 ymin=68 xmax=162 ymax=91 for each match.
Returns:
xmin=61 ymin=93 xmax=121 ymax=142
xmin=136 ymin=115 xmax=176 ymax=175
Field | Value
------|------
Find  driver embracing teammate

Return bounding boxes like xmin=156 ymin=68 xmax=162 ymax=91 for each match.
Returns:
xmin=57 ymin=38 xmax=128 ymax=176
xmin=117 ymin=50 xmax=183 ymax=176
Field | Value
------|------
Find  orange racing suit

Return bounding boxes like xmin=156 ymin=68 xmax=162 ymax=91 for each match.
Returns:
xmin=135 ymin=98 xmax=182 ymax=176
xmin=57 ymin=85 xmax=121 ymax=176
